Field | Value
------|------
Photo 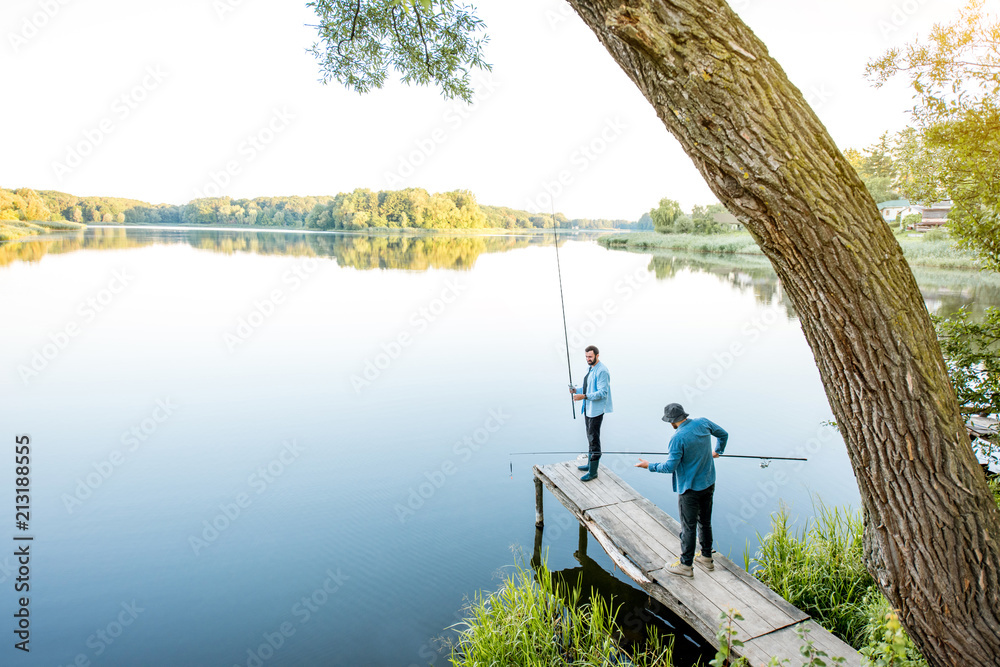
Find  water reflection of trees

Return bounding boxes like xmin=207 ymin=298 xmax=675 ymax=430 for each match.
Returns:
xmin=910 ymin=267 xmax=1000 ymax=318
xmin=647 ymin=252 xmax=797 ymax=316
xmin=640 ymin=251 xmax=1000 ymax=317
xmin=0 ymin=228 xmax=548 ymax=271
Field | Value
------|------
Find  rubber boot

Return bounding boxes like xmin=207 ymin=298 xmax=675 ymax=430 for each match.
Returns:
xmin=578 ymin=455 xmax=590 ymax=471
xmin=580 ymin=458 xmax=599 ymax=482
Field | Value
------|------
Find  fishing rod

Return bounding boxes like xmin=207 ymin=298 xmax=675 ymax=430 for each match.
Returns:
xmin=508 ymin=451 xmax=807 ymax=461
xmin=552 ymin=203 xmax=575 ymax=420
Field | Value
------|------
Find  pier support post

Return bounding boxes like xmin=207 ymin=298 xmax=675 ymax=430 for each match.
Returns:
xmin=534 ymin=475 xmax=544 ymax=528
xmin=578 ymin=522 xmax=588 ymax=558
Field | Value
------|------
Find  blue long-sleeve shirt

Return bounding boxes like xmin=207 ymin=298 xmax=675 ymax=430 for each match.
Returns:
xmin=648 ymin=417 xmax=728 ymax=494
xmin=574 ymin=361 xmax=612 ymax=418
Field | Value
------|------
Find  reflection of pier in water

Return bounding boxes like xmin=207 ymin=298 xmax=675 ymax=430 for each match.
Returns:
xmin=531 ymin=522 xmax=714 ymax=665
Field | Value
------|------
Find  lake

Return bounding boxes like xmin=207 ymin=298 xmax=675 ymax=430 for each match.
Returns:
xmin=2 ymin=227 xmax=995 ymax=666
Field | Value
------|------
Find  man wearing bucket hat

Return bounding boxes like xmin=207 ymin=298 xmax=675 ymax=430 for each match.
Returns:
xmin=635 ymin=403 xmax=728 ymax=578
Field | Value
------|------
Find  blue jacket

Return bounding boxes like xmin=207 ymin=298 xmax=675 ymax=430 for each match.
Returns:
xmin=574 ymin=361 xmax=612 ymax=418
xmin=649 ymin=417 xmax=728 ymax=494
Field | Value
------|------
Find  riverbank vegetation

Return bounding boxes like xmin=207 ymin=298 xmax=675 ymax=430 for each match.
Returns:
xmin=751 ymin=483 xmax=1000 ymax=663
xmin=0 ymin=218 xmax=86 ymax=242
xmin=0 ymin=186 xmax=642 ymax=233
xmin=449 ymin=561 xmax=675 ymax=667
xmin=748 ymin=503 xmax=930 ymax=665
xmin=599 ymin=230 xmax=983 ymax=270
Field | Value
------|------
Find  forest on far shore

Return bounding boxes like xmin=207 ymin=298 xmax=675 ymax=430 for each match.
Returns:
xmin=0 ymin=187 xmax=652 ymax=232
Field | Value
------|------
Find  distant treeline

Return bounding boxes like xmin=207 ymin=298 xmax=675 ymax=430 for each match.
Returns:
xmin=0 ymin=187 xmax=652 ymax=231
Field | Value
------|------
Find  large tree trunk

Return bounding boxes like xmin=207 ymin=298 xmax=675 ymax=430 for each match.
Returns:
xmin=565 ymin=1 xmax=1000 ymax=664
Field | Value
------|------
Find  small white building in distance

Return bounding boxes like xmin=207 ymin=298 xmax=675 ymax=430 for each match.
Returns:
xmin=876 ymin=199 xmax=953 ymax=229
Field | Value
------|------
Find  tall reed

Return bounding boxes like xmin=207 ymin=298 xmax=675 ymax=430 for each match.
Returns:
xmin=746 ymin=502 xmax=874 ymax=647
xmin=449 ymin=561 xmax=675 ymax=666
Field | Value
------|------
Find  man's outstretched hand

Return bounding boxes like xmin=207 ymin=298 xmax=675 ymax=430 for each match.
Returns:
xmin=635 ymin=459 xmax=649 ymax=469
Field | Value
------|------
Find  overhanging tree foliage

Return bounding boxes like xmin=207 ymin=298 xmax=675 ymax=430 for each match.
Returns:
xmin=307 ymin=1 xmax=1000 ymax=665
xmin=867 ymin=0 xmax=1000 ymax=271
xmin=307 ymin=0 xmax=490 ymax=101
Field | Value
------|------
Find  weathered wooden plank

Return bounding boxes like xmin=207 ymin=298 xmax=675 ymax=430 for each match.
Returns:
xmin=588 ymin=461 xmax=647 ymax=501
xmin=631 ymin=495 xmax=808 ymax=626
xmin=593 ymin=502 xmax=788 ymax=639
xmin=537 ymin=463 xmax=613 ymax=512
xmin=581 ymin=514 xmax=651 ymax=584
xmin=537 ymin=461 xmax=638 ymax=512
xmin=585 ymin=504 xmax=673 ymax=571
xmin=554 ymin=460 xmax=641 ymax=505
xmin=585 ymin=505 xmax=745 ymax=637
xmin=739 ymin=620 xmax=861 ymax=667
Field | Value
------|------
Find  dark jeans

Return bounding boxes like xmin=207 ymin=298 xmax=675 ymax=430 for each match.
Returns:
xmin=585 ymin=414 xmax=603 ymax=462
xmin=678 ymin=484 xmax=714 ymax=566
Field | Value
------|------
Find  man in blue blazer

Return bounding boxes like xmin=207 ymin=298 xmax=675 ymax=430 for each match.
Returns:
xmin=571 ymin=345 xmax=613 ymax=481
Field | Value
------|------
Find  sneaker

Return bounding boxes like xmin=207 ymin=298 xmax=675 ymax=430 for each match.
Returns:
xmin=695 ymin=554 xmax=715 ymax=571
xmin=665 ymin=560 xmax=693 ymax=578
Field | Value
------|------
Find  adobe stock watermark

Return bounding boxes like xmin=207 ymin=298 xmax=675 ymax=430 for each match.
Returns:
xmin=212 ymin=0 xmax=252 ymax=20
xmin=232 ymin=566 xmax=349 ymax=667
xmin=224 ymin=257 xmax=320 ymax=352
xmin=877 ymin=0 xmax=933 ymax=40
xmin=350 ymin=277 xmax=467 ymax=394
xmin=193 ymin=106 xmax=294 ymax=199
xmin=61 ymin=398 xmax=177 ymax=514
xmin=804 ymin=83 xmax=834 ymax=112
xmin=394 ymin=408 xmax=511 ymax=524
xmin=17 ymin=268 xmax=134 ymax=385
xmin=53 ymin=600 xmax=145 ymax=666
xmin=557 ymin=266 xmax=651 ymax=356
xmin=384 ymin=73 xmax=500 ymax=187
xmin=51 ymin=66 xmax=168 ymax=182
xmin=7 ymin=0 xmax=74 ymax=53
xmin=524 ymin=117 xmax=628 ymax=214
xmin=681 ymin=303 xmax=782 ymax=401
xmin=723 ymin=423 xmax=838 ymax=530
xmin=188 ymin=440 xmax=305 ymax=555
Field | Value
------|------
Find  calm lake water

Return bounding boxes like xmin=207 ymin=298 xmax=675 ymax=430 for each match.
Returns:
xmin=2 ymin=227 xmax=996 ymax=666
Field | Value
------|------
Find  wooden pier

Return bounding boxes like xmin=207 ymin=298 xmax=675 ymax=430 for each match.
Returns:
xmin=533 ymin=460 xmax=861 ymax=666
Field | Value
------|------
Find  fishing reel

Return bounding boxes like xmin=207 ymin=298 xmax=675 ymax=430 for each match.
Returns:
xmin=759 ymin=458 xmax=771 ymax=469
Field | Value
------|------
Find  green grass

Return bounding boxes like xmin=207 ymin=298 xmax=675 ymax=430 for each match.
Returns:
xmin=747 ymin=503 xmax=874 ymax=647
xmin=746 ymin=502 xmax=929 ymax=665
xmin=601 ymin=231 xmax=763 ymax=255
xmin=0 ymin=219 xmax=86 ymax=241
xmin=449 ymin=561 xmax=675 ymax=666
xmin=600 ymin=230 xmax=983 ymax=269
xmin=893 ymin=235 xmax=980 ymax=269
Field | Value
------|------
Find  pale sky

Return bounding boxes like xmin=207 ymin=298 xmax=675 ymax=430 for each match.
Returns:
xmin=1 ymin=0 xmax=966 ymax=220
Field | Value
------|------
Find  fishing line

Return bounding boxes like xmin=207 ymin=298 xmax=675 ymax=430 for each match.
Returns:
xmin=508 ymin=451 xmax=807 ymax=462
xmin=552 ymin=203 xmax=576 ymax=421
xmin=507 ymin=452 xmax=806 ymax=475
xmin=508 ymin=208 xmax=575 ymax=480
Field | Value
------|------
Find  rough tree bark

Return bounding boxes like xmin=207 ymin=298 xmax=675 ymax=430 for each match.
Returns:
xmin=564 ymin=0 xmax=1000 ymax=664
